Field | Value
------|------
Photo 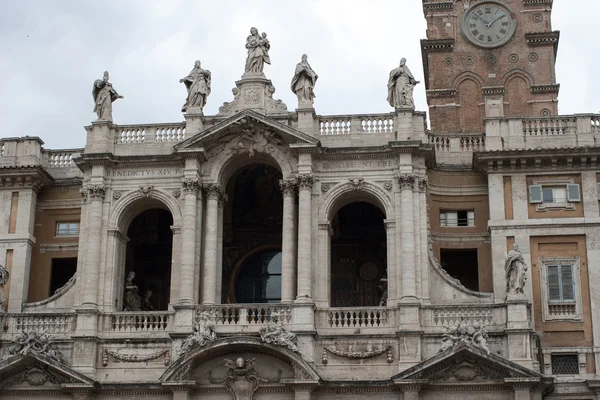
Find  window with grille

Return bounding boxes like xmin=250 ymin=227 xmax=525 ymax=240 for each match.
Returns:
xmin=551 ymin=354 xmax=579 ymax=375
xmin=56 ymin=222 xmax=80 ymax=236
xmin=440 ymin=210 xmax=475 ymax=227
xmin=546 ymin=264 xmax=574 ymax=303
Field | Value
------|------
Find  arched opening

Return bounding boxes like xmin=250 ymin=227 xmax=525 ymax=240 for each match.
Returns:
xmin=222 ymin=163 xmax=284 ymax=303
xmin=457 ymin=78 xmax=483 ymax=132
xmin=123 ymin=209 xmax=173 ymax=311
xmin=330 ymin=202 xmax=386 ymax=307
xmin=505 ymin=75 xmax=530 ymax=117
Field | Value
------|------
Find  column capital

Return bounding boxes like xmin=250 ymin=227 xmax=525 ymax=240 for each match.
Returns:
xmin=202 ymin=183 xmax=223 ymax=200
xmin=182 ymin=178 xmax=201 ymax=196
xmin=279 ymin=179 xmax=298 ymax=196
xmin=82 ymin=185 xmax=106 ymax=201
xmin=396 ymin=174 xmax=416 ymax=190
xmin=296 ymin=174 xmax=315 ymax=190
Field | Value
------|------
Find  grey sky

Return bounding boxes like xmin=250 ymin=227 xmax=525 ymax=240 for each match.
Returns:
xmin=1 ymin=0 xmax=598 ymax=150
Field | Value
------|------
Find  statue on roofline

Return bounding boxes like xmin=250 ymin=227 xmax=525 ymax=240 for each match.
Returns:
xmin=92 ymin=71 xmax=123 ymax=122
xmin=180 ymin=60 xmax=211 ymax=112
xmin=387 ymin=58 xmax=419 ymax=108
xmin=291 ymin=54 xmax=318 ymax=104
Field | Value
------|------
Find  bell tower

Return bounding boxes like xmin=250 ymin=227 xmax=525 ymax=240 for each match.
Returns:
xmin=421 ymin=0 xmax=559 ymax=133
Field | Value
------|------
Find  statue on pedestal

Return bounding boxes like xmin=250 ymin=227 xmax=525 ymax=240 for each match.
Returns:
xmin=180 ymin=60 xmax=211 ymax=112
xmin=505 ymin=244 xmax=528 ymax=296
xmin=387 ymin=58 xmax=419 ymax=108
xmin=0 ymin=263 xmax=9 ymax=312
xmin=244 ymin=27 xmax=271 ymax=73
xmin=291 ymin=54 xmax=318 ymax=104
xmin=92 ymin=71 xmax=123 ymax=122
xmin=123 ymin=271 xmax=141 ymax=311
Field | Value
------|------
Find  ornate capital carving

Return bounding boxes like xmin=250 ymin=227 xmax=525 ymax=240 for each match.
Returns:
xmin=396 ymin=174 xmax=416 ymax=190
xmin=182 ymin=178 xmax=200 ymax=195
xmin=85 ymin=185 xmax=106 ymax=201
xmin=203 ymin=183 xmax=225 ymax=201
xmin=418 ymin=177 xmax=428 ymax=192
xmin=279 ymin=179 xmax=297 ymax=197
xmin=296 ymin=174 xmax=315 ymax=190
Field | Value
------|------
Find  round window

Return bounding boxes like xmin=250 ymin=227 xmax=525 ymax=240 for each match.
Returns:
xmin=235 ymin=250 xmax=282 ymax=303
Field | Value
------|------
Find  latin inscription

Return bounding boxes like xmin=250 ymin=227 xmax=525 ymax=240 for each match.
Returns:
xmin=318 ymin=160 xmax=396 ymax=170
xmin=111 ymin=168 xmax=182 ymax=177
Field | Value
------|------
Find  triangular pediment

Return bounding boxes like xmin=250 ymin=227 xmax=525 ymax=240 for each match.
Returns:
xmin=175 ymin=109 xmax=319 ymax=156
xmin=0 ymin=353 xmax=96 ymax=390
xmin=393 ymin=343 xmax=543 ymax=384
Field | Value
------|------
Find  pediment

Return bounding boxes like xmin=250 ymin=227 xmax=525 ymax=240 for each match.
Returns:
xmin=393 ymin=343 xmax=542 ymax=384
xmin=175 ymin=110 xmax=319 ymax=157
xmin=0 ymin=353 xmax=96 ymax=390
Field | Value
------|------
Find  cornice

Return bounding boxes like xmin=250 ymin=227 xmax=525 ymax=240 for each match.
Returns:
xmin=427 ymin=89 xmax=457 ymax=99
xmin=421 ymin=39 xmax=455 ymax=53
xmin=530 ymin=84 xmax=560 ymax=94
xmin=0 ymin=165 xmax=54 ymax=190
xmin=525 ymin=31 xmax=560 ymax=57
xmin=524 ymin=0 xmax=553 ymax=7
xmin=482 ymin=87 xmax=505 ymax=96
xmin=474 ymin=147 xmax=600 ymax=173
xmin=422 ymin=1 xmax=454 ymax=15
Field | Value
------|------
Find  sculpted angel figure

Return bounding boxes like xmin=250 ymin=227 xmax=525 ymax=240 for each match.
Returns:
xmin=505 ymin=244 xmax=528 ymax=296
xmin=92 ymin=71 xmax=123 ymax=121
xmin=0 ymin=262 xmax=9 ymax=311
xmin=259 ymin=311 xmax=299 ymax=353
xmin=180 ymin=311 xmax=217 ymax=355
xmin=291 ymin=54 xmax=318 ymax=104
xmin=180 ymin=60 xmax=211 ymax=112
xmin=123 ymin=271 xmax=141 ymax=311
xmin=387 ymin=58 xmax=419 ymax=108
xmin=244 ymin=27 xmax=271 ymax=73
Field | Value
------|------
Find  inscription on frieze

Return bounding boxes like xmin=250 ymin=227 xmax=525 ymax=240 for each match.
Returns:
xmin=316 ymin=159 xmax=396 ymax=171
xmin=111 ymin=168 xmax=183 ymax=178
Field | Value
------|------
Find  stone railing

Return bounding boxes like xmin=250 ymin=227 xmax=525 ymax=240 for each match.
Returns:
xmin=422 ymin=305 xmax=505 ymax=329
xmin=319 ymin=307 xmax=390 ymax=328
xmin=485 ymin=114 xmax=600 ymax=151
xmin=548 ymin=303 xmax=577 ymax=317
xmin=318 ymin=114 xmax=395 ymax=135
xmin=103 ymin=312 xmax=173 ymax=332
xmin=46 ymin=149 xmax=82 ymax=168
xmin=197 ymin=304 xmax=293 ymax=325
xmin=4 ymin=313 xmax=76 ymax=335
xmin=115 ymin=123 xmax=187 ymax=144
xmin=428 ymin=133 xmax=485 ymax=152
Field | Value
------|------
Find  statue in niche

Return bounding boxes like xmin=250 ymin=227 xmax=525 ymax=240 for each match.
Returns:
xmin=0 ymin=263 xmax=9 ymax=312
xmin=290 ymin=54 xmax=318 ymax=104
xmin=123 ymin=271 xmax=142 ymax=311
xmin=180 ymin=60 xmax=212 ymax=112
xmin=92 ymin=71 xmax=123 ymax=122
xmin=259 ymin=311 xmax=299 ymax=353
xmin=140 ymin=290 xmax=154 ymax=311
xmin=244 ymin=27 xmax=271 ymax=73
xmin=386 ymin=58 xmax=419 ymax=108
xmin=180 ymin=311 xmax=216 ymax=355
xmin=505 ymin=244 xmax=528 ymax=297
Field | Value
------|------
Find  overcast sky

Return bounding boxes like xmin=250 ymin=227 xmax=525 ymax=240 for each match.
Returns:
xmin=1 ymin=1 xmax=598 ymax=149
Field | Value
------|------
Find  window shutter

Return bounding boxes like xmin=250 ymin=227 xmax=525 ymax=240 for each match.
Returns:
xmin=567 ymin=184 xmax=581 ymax=202
xmin=529 ymin=185 xmax=543 ymax=203
xmin=547 ymin=265 xmax=561 ymax=301
xmin=597 ymin=182 xmax=600 ymax=200
xmin=560 ymin=265 xmax=575 ymax=301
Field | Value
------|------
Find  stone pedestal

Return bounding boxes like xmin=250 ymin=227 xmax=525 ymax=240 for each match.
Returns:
xmin=183 ymin=109 xmax=205 ymax=135
xmin=395 ymin=106 xmax=416 ymax=141
xmin=218 ymin=73 xmax=288 ymax=116
xmin=85 ymin=121 xmax=115 ymax=154
xmin=397 ymin=329 xmax=422 ymax=370
xmin=506 ymin=299 xmax=533 ymax=368
xmin=296 ymin=106 xmax=316 ymax=135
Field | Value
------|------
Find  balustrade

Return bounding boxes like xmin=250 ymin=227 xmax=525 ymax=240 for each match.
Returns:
xmin=427 ymin=305 xmax=498 ymax=327
xmin=522 ymin=117 xmax=577 ymax=136
xmin=548 ymin=303 xmax=577 ymax=317
xmin=323 ymin=307 xmax=389 ymax=328
xmin=154 ymin=125 xmax=186 ymax=142
xmin=197 ymin=304 xmax=293 ymax=325
xmin=592 ymin=115 xmax=600 ymax=135
xmin=318 ymin=114 xmax=395 ymax=135
xmin=117 ymin=127 xmax=145 ymax=144
xmin=105 ymin=312 xmax=172 ymax=332
xmin=319 ymin=117 xmax=351 ymax=135
xmin=6 ymin=313 xmax=75 ymax=334
xmin=47 ymin=150 xmax=80 ymax=168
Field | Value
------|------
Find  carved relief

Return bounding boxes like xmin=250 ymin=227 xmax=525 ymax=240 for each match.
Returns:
xmin=437 ymin=322 xmax=490 ymax=355
xmin=243 ymin=88 xmax=260 ymax=105
xmin=396 ymin=174 xmax=416 ymax=190
xmin=349 ymin=178 xmax=364 ymax=191
xmin=220 ymin=117 xmax=286 ymax=158
xmin=172 ymin=188 xmax=181 ymax=198
xmin=84 ymin=185 xmax=106 ymax=201
xmin=324 ymin=346 xmax=390 ymax=360
xmin=182 ymin=178 xmax=200 ymax=195
xmin=296 ymin=174 xmax=315 ymax=190
xmin=180 ymin=311 xmax=217 ymax=356
xmin=112 ymin=190 xmax=123 ymax=200
xmin=3 ymin=331 xmax=64 ymax=364
xmin=279 ymin=179 xmax=297 ymax=196
xmin=258 ymin=310 xmax=299 ymax=353
xmin=208 ymin=358 xmax=281 ymax=400
xmin=139 ymin=185 xmax=154 ymax=198
xmin=102 ymin=348 xmax=170 ymax=366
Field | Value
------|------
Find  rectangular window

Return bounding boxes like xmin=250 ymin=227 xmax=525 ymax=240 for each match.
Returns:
xmin=529 ymin=184 xmax=580 ymax=205
xmin=50 ymin=257 xmax=77 ymax=295
xmin=551 ymin=354 xmax=579 ymax=375
xmin=56 ymin=222 xmax=80 ymax=237
xmin=546 ymin=264 xmax=574 ymax=303
xmin=440 ymin=210 xmax=475 ymax=227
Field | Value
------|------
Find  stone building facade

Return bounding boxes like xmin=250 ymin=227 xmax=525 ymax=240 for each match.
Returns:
xmin=1 ymin=1 xmax=599 ymax=399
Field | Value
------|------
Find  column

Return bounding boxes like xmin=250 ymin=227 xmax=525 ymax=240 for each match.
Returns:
xmin=418 ymin=178 xmax=430 ymax=302
xmin=280 ymin=179 xmax=297 ymax=303
xmin=81 ymin=185 xmax=106 ymax=307
xmin=202 ymin=184 xmax=222 ymax=305
xmin=178 ymin=179 xmax=200 ymax=305
xmin=215 ymin=198 xmax=225 ymax=303
xmin=384 ymin=220 xmax=396 ymax=304
xmin=397 ymin=175 xmax=416 ymax=300
xmin=296 ymin=174 xmax=314 ymax=302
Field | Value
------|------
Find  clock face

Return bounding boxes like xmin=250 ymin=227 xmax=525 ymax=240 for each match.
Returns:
xmin=462 ymin=1 xmax=516 ymax=48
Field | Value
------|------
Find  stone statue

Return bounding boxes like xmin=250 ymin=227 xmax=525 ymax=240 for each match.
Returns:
xmin=244 ymin=27 xmax=271 ymax=73
xmin=180 ymin=60 xmax=211 ymax=112
xmin=140 ymin=290 xmax=154 ymax=311
xmin=123 ymin=271 xmax=141 ymax=311
xmin=0 ymin=263 xmax=9 ymax=312
xmin=180 ymin=311 xmax=217 ymax=355
xmin=4 ymin=331 xmax=64 ymax=363
xmin=92 ymin=71 xmax=123 ymax=122
xmin=387 ymin=58 xmax=419 ymax=108
xmin=437 ymin=323 xmax=490 ymax=355
xmin=290 ymin=54 xmax=318 ymax=104
xmin=505 ymin=244 xmax=528 ymax=296
xmin=259 ymin=311 xmax=299 ymax=353
xmin=378 ymin=277 xmax=388 ymax=307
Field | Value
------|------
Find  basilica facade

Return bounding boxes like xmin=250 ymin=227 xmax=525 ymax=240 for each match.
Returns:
xmin=1 ymin=1 xmax=599 ymax=399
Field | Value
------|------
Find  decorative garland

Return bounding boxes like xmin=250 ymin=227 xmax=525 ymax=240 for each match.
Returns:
xmin=324 ymin=346 xmax=390 ymax=360
xmin=103 ymin=348 xmax=170 ymax=366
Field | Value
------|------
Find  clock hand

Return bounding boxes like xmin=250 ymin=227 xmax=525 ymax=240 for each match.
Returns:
xmin=488 ymin=15 xmax=505 ymax=27
xmin=472 ymin=14 xmax=489 ymax=25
